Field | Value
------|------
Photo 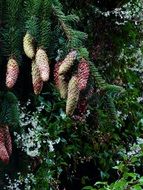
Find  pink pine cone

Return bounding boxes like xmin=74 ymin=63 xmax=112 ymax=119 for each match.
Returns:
xmin=73 ymin=97 xmax=87 ymax=122
xmin=78 ymin=58 xmax=90 ymax=91
xmin=32 ymin=60 xmax=43 ymax=95
xmin=0 ymin=127 xmax=10 ymax=164
xmin=73 ymin=87 xmax=94 ymax=122
xmin=54 ymin=62 xmax=62 ymax=88
xmin=6 ymin=58 xmax=19 ymax=89
xmin=77 ymin=98 xmax=87 ymax=115
xmin=4 ymin=126 xmax=12 ymax=157
xmin=0 ymin=146 xmax=9 ymax=164
xmin=36 ymin=48 xmax=50 ymax=82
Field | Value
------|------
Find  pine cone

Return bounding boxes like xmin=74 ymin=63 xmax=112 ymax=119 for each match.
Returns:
xmin=75 ymin=98 xmax=88 ymax=122
xmin=73 ymin=87 xmax=94 ymax=121
xmin=0 ymin=127 xmax=9 ymax=164
xmin=59 ymin=50 xmax=77 ymax=75
xmin=78 ymin=58 xmax=90 ymax=91
xmin=59 ymin=75 xmax=68 ymax=99
xmin=66 ymin=75 xmax=79 ymax=116
xmin=6 ymin=58 xmax=19 ymax=89
xmin=23 ymin=32 xmax=35 ymax=59
xmin=77 ymin=98 xmax=87 ymax=115
xmin=36 ymin=48 xmax=50 ymax=82
xmin=54 ymin=62 xmax=62 ymax=88
xmin=32 ymin=60 xmax=43 ymax=95
xmin=4 ymin=126 xmax=12 ymax=157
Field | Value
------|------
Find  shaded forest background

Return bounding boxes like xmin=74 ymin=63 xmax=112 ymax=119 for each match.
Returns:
xmin=0 ymin=0 xmax=143 ymax=189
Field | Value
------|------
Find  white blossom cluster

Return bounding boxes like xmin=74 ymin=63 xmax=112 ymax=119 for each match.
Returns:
xmin=14 ymin=103 xmax=43 ymax=157
xmin=117 ymin=110 xmax=128 ymax=120
xmin=118 ymin=44 xmax=143 ymax=86
xmin=128 ymin=47 xmax=143 ymax=81
xmin=118 ymin=45 xmax=143 ymax=64
xmin=96 ymin=0 xmax=143 ymax=25
xmin=14 ymin=100 xmax=61 ymax=157
xmin=4 ymin=173 xmax=36 ymax=190
xmin=115 ymin=137 xmax=143 ymax=169
xmin=126 ymin=138 xmax=143 ymax=157
xmin=137 ymin=97 xmax=143 ymax=103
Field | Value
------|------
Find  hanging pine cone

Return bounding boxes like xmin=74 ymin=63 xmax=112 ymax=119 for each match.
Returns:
xmin=73 ymin=87 xmax=94 ymax=121
xmin=78 ymin=98 xmax=87 ymax=114
xmin=59 ymin=50 xmax=77 ymax=75
xmin=32 ymin=60 xmax=43 ymax=95
xmin=0 ymin=127 xmax=9 ymax=164
xmin=66 ymin=75 xmax=79 ymax=116
xmin=59 ymin=75 xmax=68 ymax=99
xmin=23 ymin=32 xmax=35 ymax=59
xmin=4 ymin=126 xmax=12 ymax=157
xmin=73 ymin=97 xmax=87 ymax=121
xmin=35 ymin=48 xmax=50 ymax=82
xmin=6 ymin=58 xmax=19 ymax=89
xmin=78 ymin=58 xmax=90 ymax=91
xmin=54 ymin=62 xmax=62 ymax=88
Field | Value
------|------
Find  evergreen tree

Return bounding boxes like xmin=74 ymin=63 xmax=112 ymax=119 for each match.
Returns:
xmin=0 ymin=0 xmax=143 ymax=189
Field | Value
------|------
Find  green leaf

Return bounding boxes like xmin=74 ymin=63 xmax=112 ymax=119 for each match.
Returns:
xmin=132 ymin=185 xmax=142 ymax=190
xmin=139 ymin=177 xmax=143 ymax=185
xmin=82 ymin=186 xmax=96 ymax=190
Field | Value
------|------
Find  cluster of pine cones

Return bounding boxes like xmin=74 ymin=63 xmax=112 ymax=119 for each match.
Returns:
xmin=54 ymin=51 xmax=90 ymax=116
xmin=5 ymin=31 xmax=90 ymax=118
xmin=5 ymin=32 xmax=50 ymax=93
xmin=23 ymin=32 xmax=50 ymax=95
xmin=2 ymin=33 xmax=90 ymax=163
xmin=23 ymin=32 xmax=90 ymax=113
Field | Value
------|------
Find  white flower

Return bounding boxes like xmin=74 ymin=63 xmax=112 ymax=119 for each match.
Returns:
xmin=60 ymin=109 xmax=66 ymax=119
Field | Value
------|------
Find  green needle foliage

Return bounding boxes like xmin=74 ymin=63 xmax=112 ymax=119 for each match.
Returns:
xmin=24 ymin=0 xmax=42 ymax=38
xmin=0 ymin=92 xmax=19 ymax=127
xmin=1 ymin=0 xmax=23 ymax=61
xmin=0 ymin=0 xmax=142 ymax=189
xmin=52 ymin=0 xmax=87 ymax=49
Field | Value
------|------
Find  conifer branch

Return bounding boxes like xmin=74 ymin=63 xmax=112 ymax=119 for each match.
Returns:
xmin=24 ymin=0 xmax=42 ymax=40
xmin=105 ymin=94 xmax=118 ymax=126
xmin=52 ymin=0 xmax=87 ymax=49
xmin=0 ymin=92 xmax=19 ymax=127
xmin=2 ymin=0 xmax=23 ymax=61
xmin=90 ymin=62 xmax=125 ymax=96
xmin=89 ymin=62 xmax=107 ymax=88
xmin=38 ymin=0 xmax=52 ymax=48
